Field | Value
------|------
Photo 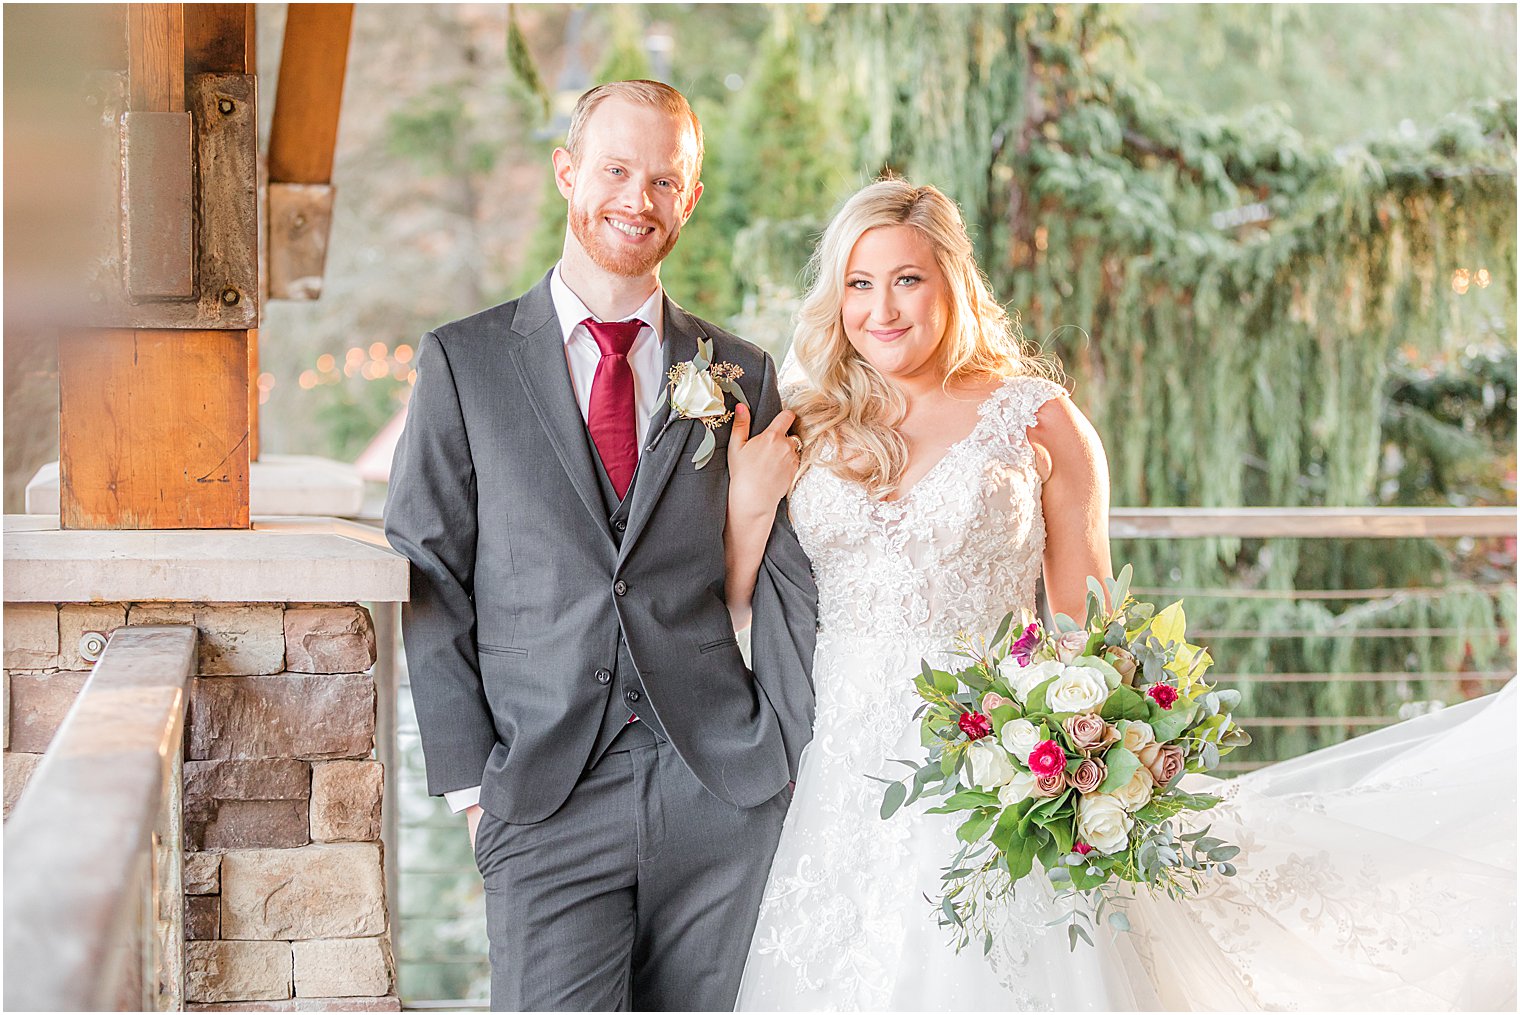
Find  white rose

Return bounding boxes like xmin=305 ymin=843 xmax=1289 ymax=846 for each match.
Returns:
xmin=1120 ymin=720 xmax=1155 ymax=754
xmin=998 ymin=769 xmax=1038 ymax=807
xmin=999 ymin=718 xmax=1042 ymax=762
xmin=1107 ymin=763 xmax=1155 ymax=812
xmin=1000 ymin=659 xmax=1064 ymax=703
xmin=966 ymin=738 xmax=1018 ymax=789
xmin=1076 ymin=793 xmax=1134 ymax=854
xmin=1045 ymin=665 xmax=1109 ymax=713
xmin=670 ymin=366 xmax=726 ymax=418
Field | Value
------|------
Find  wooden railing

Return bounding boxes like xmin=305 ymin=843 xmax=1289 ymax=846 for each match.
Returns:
xmin=3 ymin=625 xmax=197 ymax=1012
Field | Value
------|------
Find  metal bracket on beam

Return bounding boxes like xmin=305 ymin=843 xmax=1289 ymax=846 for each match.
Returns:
xmin=82 ymin=72 xmax=258 ymax=329
xmin=267 ymin=182 xmax=335 ymax=300
xmin=123 ymin=111 xmax=195 ymax=298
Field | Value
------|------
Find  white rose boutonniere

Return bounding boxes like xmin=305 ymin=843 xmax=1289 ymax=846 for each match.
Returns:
xmin=648 ymin=337 xmax=746 ymax=468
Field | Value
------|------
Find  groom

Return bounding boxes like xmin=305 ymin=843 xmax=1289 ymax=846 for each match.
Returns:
xmin=385 ymin=80 xmax=817 ymax=1011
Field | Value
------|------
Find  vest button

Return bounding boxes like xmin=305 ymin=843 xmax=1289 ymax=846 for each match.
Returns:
xmin=613 ymin=580 xmax=628 ymax=596
xmin=625 ymin=688 xmax=641 ymax=703
xmin=613 ymin=519 xmax=627 ymax=532
xmin=594 ymin=668 xmax=612 ymax=685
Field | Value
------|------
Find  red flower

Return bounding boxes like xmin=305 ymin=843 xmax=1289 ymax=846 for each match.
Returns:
xmin=1073 ymin=842 xmax=1094 ymax=856
xmin=1027 ymin=739 xmax=1066 ymax=777
xmin=958 ymin=711 xmax=992 ymax=740
xmin=1148 ymin=683 xmax=1180 ymax=710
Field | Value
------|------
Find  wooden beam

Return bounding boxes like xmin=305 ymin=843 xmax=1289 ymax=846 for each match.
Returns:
xmin=59 ymin=329 xmax=250 ymax=529
xmin=268 ymin=4 xmax=354 ymax=184
xmin=248 ymin=329 xmax=260 ymax=461
xmin=127 ymin=4 xmax=185 ymax=112
xmin=184 ymin=3 xmax=254 ymax=76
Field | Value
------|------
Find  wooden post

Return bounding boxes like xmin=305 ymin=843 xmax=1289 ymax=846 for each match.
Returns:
xmin=186 ymin=4 xmax=263 ymax=462
xmin=57 ymin=3 xmax=256 ymax=529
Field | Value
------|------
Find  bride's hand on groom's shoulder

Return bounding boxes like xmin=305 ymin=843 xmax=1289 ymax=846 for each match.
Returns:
xmin=727 ymin=404 xmax=800 ymax=519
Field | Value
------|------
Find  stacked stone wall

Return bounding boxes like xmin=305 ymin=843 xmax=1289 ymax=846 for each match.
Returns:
xmin=3 ymin=601 xmax=398 ymax=1011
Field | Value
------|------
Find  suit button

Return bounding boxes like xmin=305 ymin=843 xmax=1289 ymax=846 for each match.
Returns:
xmin=595 ymin=668 xmax=612 ymax=685
xmin=613 ymin=580 xmax=628 ymax=596
xmin=613 ymin=519 xmax=627 ymax=532
xmin=625 ymin=689 xmax=641 ymax=703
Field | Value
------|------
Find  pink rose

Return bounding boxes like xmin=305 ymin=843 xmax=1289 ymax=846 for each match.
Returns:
xmin=981 ymin=692 xmax=1012 ymax=713
xmin=1143 ymin=743 xmax=1186 ymax=787
xmin=1070 ymin=757 xmax=1107 ymax=794
xmin=1055 ymin=630 xmax=1090 ymax=663
xmin=1147 ymin=683 xmax=1180 ymax=710
xmin=1073 ymin=842 xmax=1095 ymax=856
xmin=958 ymin=711 xmax=992 ymax=740
xmin=1107 ymin=647 xmax=1138 ymax=686
xmin=1063 ymin=713 xmax=1119 ymax=756
xmin=1033 ymin=772 xmax=1066 ymax=797
xmin=1027 ymin=739 xmax=1067 ymax=778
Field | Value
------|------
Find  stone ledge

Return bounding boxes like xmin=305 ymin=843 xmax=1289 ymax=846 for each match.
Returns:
xmin=2 ymin=516 xmax=407 ymax=604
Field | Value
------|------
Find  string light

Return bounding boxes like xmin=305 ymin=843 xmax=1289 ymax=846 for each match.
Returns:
xmin=1475 ymin=268 xmax=1491 ymax=288
xmin=1451 ymin=268 xmax=1471 ymax=295
xmin=294 ymin=343 xmax=421 ymax=393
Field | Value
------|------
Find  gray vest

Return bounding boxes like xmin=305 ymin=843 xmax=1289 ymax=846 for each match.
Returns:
xmin=587 ymin=455 xmax=665 ymax=767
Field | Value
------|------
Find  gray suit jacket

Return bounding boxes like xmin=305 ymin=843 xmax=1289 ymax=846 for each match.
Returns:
xmin=385 ymin=273 xmax=818 ymax=823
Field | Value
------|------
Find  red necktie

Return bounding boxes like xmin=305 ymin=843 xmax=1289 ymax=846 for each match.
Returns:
xmin=583 ymin=318 xmax=643 ymax=500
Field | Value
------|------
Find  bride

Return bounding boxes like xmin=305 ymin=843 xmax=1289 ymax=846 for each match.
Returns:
xmin=721 ymin=178 xmax=1516 ymax=1011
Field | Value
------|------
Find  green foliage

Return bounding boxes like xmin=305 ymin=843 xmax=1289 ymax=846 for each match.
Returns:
xmin=385 ymin=85 xmax=500 ymax=176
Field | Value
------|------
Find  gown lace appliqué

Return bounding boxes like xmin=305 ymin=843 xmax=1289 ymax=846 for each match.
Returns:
xmin=734 ymin=373 xmax=1517 ymax=1012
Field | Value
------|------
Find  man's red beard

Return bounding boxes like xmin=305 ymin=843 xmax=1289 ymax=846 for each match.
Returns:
xmin=569 ymin=202 xmax=682 ymax=277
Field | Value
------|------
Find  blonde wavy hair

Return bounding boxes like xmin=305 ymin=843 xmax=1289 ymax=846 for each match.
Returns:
xmin=790 ymin=179 xmax=1049 ymax=498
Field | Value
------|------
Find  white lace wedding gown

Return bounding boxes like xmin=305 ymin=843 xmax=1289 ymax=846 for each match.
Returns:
xmin=735 ymin=374 xmax=1516 ymax=1011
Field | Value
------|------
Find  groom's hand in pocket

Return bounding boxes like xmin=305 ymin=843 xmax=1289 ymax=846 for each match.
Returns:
xmin=466 ymin=804 xmax=484 ymax=848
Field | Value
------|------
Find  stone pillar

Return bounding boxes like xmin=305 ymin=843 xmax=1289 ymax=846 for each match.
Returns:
xmin=3 ymin=601 xmax=399 ymax=1011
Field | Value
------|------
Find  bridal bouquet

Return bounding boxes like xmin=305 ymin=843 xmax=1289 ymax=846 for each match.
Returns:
xmin=876 ymin=566 xmax=1251 ymax=951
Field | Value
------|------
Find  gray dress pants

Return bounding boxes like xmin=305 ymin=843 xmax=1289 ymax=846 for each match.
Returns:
xmin=474 ymin=731 xmax=789 ymax=1011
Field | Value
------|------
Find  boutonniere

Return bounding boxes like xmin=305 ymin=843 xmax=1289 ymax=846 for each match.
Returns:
xmin=645 ymin=337 xmax=747 ymax=468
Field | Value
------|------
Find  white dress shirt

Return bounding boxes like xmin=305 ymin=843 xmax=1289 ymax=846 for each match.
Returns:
xmin=444 ymin=265 xmax=667 ymax=815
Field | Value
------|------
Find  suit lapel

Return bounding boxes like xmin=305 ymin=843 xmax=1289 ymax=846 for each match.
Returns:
xmin=618 ymin=296 xmax=702 ymax=557
xmin=508 ymin=275 xmax=615 ymax=543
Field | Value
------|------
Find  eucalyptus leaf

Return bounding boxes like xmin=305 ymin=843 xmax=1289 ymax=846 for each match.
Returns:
xmin=880 ymin=780 xmax=907 ymax=820
xmin=990 ymin=611 xmax=1015 ymax=651
xmin=691 ymin=426 xmax=717 ymax=468
xmin=1086 ymin=575 xmax=1106 ymax=607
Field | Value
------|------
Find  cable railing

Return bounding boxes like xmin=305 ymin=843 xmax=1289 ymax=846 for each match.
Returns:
xmin=386 ymin=505 xmax=1515 ymax=1008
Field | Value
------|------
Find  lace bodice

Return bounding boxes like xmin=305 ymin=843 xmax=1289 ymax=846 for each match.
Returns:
xmin=788 ymin=374 xmax=1067 ymax=646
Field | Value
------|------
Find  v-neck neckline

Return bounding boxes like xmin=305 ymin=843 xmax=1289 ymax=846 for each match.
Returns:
xmin=877 ymin=376 xmax=1014 ymax=508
